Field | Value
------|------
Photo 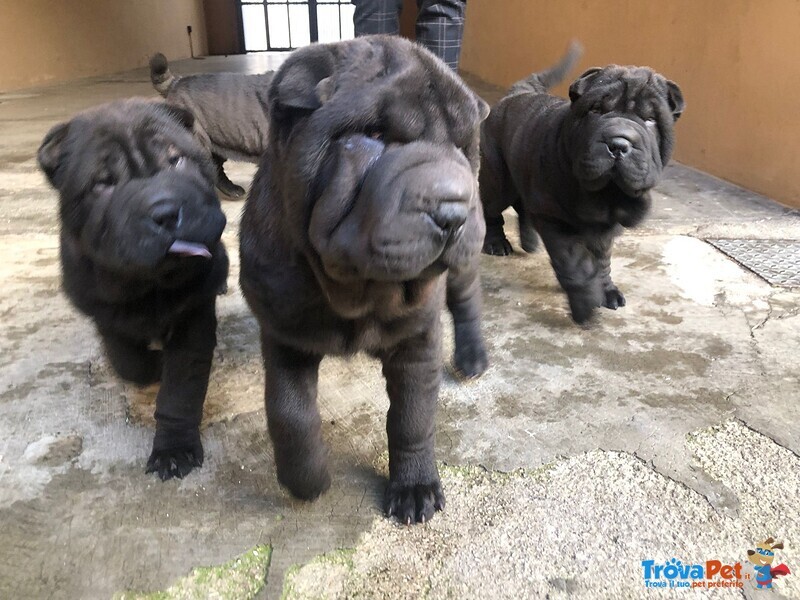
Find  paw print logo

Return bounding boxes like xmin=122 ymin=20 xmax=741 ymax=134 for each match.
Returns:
xmin=663 ymin=558 xmax=684 ymax=579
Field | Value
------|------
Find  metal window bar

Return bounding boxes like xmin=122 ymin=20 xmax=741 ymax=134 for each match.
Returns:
xmin=239 ymin=0 xmax=351 ymax=51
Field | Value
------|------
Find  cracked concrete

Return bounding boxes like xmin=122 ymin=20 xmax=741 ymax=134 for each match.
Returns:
xmin=283 ymin=421 xmax=800 ymax=599
xmin=0 ymin=56 xmax=798 ymax=599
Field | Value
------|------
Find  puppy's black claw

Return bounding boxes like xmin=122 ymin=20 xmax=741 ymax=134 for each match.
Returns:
xmin=453 ymin=343 xmax=489 ymax=380
xmin=384 ymin=481 xmax=445 ymax=524
xmin=603 ymin=288 xmax=626 ymax=310
xmin=147 ymin=429 xmax=204 ymax=481
xmin=482 ymin=239 xmax=514 ymax=256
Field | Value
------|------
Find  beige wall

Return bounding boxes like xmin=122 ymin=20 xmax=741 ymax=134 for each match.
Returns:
xmin=0 ymin=0 xmax=207 ymax=91
xmin=460 ymin=0 xmax=800 ymax=208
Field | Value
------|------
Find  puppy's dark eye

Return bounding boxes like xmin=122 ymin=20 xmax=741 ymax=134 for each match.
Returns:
xmin=590 ymin=107 xmax=603 ymax=115
xmin=92 ymin=176 xmax=115 ymax=194
xmin=364 ymin=126 xmax=384 ymax=141
xmin=166 ymin=144 xmax=187 ymax=170
xmin=169 ymin=155 xmax=187 ymax=169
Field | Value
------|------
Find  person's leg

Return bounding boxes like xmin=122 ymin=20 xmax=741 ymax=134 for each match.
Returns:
xmin=416 ymin=0 xmax=467 ymax=70
xmin=352 ymin=0 xmax=404 ymax=36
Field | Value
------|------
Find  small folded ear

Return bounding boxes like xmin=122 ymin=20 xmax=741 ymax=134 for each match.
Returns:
xmin=38 ymin=122 xmax=70 ymax=186
xmin=569 ymin=67 xmax=602 ymax=102
xmin=315 ymin=76 xmax=336 ymax=105
xmin=160 ymin=104 xmax=195 ymax=130
xmin=271 ymin=46 xmax=336 ymax=112
xmin=665 ymin=80 xmax=685 ymax=121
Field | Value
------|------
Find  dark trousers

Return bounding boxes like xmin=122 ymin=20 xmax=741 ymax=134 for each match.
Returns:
xmin=352 ymin=0 xmax=467 ymax=70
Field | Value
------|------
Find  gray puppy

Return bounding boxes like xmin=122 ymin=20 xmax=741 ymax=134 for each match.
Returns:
xmin=150 ymin=53 xmax=274 ymax=199
xmin=481 ymin=44 xmax=684 ymax=323
xmin=240 ymin=36 xmax=489 ymax=524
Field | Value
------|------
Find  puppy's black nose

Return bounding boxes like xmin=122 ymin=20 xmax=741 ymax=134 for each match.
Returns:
xmin=607 ymin=137 xmax=632 ymax=158
xmin=431 ymin=201 xmax=468 ymax=232
xmin=150 ymin=202 xmax=182 ymax=232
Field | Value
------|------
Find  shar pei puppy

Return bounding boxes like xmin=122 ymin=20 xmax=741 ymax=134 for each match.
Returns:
xmin=150 ymin=52 xmax=274 ymax=199
xmin=240 ymin=36 xmax=490 ymax=524
xmin=38 ymin=99 xmax=229 ymax=480
xmin=481 ymin=44 xmax=685 ymax=323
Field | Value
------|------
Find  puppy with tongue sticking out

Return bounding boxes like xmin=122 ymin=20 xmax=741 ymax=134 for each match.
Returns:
xmin=38 ymin=99 xmax=229 ymax=480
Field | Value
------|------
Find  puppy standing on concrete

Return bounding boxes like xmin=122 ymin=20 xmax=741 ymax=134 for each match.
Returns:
xmin=240 ymin=36 xmax=490 ymax=524
xmin=481 ymin=44 xmax=684 ymax=323
xmin=38 ymin=99 xmax=229 ymax=480
xmin=150 ymin=53 xmax=274 ymax=199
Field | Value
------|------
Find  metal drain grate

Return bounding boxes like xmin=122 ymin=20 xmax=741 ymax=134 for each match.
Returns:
xmin=706 ymin=239 xmax=800 ymax=287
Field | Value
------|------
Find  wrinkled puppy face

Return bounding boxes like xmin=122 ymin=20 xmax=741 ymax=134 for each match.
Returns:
xmin=267 ymin=36 xmax=489 ymax=285
xmin=567 ymin=66 xmax=684 ymax=203
xmin=38 ymin=99 xmax=226 ymax=274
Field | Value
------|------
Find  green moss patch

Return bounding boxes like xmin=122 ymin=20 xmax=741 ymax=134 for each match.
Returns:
xmin=281 ymin=548 xmax=355 ymax=600
xmin=115 ymin=544 xmax=272 ymax=600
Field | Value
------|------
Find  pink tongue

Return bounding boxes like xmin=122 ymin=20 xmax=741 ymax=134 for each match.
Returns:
xmin=168 ymin=240 xmax=212 ymax=258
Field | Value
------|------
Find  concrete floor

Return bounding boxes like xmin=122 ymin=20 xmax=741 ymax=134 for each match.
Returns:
xmin=1 ymin=55 xmax=799 ymax=599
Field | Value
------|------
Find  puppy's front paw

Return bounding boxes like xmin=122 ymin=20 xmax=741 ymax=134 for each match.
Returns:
xmin=603 ymin=287 xmax=626 ymax=310
xmin=276 ymin=455 xmax=331 ymax=501
xmin=275 ymin=441 xmax=331 ymax=500
xmin=568 ymin=295 xmax=597 ymax=325
xmin=385 ymin=480 xmax=445 ymax=524
xmin=519 ymin=227 xmax=539 ymax=254
xmin=146 ymin=428 xmax=203 ymax=481
xmin=453 ymin=340 xmax=489 ymax=380
xmin=482 ymin=238 xmax=513 ymax=256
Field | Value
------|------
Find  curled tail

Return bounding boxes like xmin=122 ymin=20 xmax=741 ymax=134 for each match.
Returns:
xmin=508 ymin=41 xmax=583 ymax=96
xmin=149 ymin=53 xmax=176 ymax=97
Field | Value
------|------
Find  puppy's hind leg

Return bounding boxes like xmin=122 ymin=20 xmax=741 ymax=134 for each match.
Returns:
xmin=480 ymin=135 xmax=514 ymax=256
xmin=261 ymin=336 xmax=330 ymax=500
xmin=515 ymin=202 xmax=540 ymax=254
xmin=195 ymin=122 xmax=244 ymax=199
xmin=212 ymin=153 xmax=246 ymax=200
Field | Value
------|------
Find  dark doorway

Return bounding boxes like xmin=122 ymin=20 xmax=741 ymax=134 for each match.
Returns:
xmin=239 ymin=0 xmax=355 ymax=52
